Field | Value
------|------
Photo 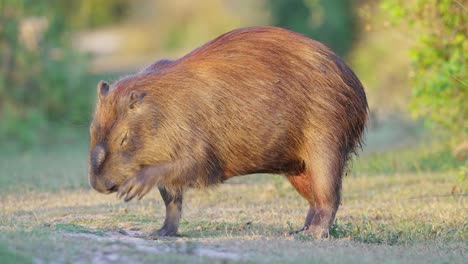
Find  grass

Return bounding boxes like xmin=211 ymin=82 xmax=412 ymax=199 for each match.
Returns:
xmin=0 ymin=140 xmax=466 ymax=263
xmin=0 ymin=242 xmax=31 ymax=264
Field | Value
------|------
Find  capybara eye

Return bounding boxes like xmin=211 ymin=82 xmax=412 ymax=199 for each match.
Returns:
xmin=120 ymin=132 xmax=128 ymax=146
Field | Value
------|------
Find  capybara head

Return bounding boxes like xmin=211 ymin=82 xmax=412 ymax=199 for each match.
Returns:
xmin=88 ymin=79 xmax=150 ymax=193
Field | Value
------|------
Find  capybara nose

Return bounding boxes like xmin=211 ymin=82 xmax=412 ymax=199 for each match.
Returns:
xmin=91 ymin=144 xmax=106 ymax=175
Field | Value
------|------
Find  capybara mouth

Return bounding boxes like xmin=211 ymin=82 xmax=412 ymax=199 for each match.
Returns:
xmin=107 ymin=185 xmax=119 ymax=193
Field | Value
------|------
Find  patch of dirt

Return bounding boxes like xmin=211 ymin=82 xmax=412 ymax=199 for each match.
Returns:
xmin=62 ymin=229 xmax=241 ymax=262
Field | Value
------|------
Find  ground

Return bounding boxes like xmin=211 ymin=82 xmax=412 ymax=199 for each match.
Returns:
xmin=0 ymin=143 xmax=466 ymax=263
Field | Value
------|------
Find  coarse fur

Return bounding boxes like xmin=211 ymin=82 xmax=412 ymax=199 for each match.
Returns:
xmin=88 ymin=26 xmax=368 ymax=238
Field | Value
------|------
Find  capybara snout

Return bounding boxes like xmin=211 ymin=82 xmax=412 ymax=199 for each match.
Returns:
xmin=88 ymin=26 xmax=368 ymax=238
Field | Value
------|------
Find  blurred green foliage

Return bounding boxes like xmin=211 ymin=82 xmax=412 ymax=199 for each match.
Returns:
xmin=0 ymin=0 xmax=126 ymax=145
xmin=353 ymin=142 xmax=463 ymax=175
xmin=382 ymin=0 xmax=467 ymax=138
xmin=268 ymin=0 xmax=356 ymax=56
xmin=68 ymin=0 xmax=129 ymax=29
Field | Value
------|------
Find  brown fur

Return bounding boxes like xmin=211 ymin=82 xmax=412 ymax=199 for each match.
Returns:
xmin=88 ymin=26 xmax=368 ymax=238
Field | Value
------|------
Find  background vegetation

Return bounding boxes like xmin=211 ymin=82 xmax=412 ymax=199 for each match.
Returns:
xmin=0 ymin=0 xmax=127 ymax=145
xmin=1 ymin=0 xmax=465 ymax=147
xmin=382 ymin=0 xmax=466 ymax=138
xmin=0 ymin=0 xmax=466 ymax=263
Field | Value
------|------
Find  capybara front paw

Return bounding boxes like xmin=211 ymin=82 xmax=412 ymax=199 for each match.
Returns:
xmin=117 ymin=170 xmax=155 ymax=202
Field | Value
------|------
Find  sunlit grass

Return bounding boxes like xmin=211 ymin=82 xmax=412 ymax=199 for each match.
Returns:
xmin=0 ymin=141 xmax=466 ymax=263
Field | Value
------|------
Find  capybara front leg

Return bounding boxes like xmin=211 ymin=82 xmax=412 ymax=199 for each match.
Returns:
xmin=151 ymin=187 xmax=183 ymax=238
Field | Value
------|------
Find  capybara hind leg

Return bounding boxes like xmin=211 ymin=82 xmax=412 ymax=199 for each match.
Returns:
xmin=305 ymin=155 xmax=343 ymax=238
xmin=287 ymin=173 xmax=317 ymax=232
xmin=288 ymin=158 xmax=342 ymax=238
xmin=150 ymin=187 xmax=183 ymax=238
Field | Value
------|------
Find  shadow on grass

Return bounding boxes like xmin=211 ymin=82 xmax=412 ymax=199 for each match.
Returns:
xmin=0 ymin=242 xmax=32 ymax=264
xmin=53 ymin=223 xmax=106 ymax=236
xmin=46 ymin=220 xmax=292 ymax=241
xmin=178 ymin=221 xmax=290 ymax=238
xmin=329 ymin=220 xmax=467 ymax=245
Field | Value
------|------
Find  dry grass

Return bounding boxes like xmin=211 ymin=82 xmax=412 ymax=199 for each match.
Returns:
xmin=0 ymin=145 xmax=466 ymax=263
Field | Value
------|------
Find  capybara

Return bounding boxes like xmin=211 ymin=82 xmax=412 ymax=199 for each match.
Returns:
xmin=88 ymin=26 xmax=368 ymax=238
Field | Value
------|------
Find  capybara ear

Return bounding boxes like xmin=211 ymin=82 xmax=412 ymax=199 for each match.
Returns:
xmin=129 ymin=91 xmax=147 ymax=109
xmin=97 ymin=80 xmax=109 ymax=99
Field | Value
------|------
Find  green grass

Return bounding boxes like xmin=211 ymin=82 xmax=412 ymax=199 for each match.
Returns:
xmin=0 ymin=141 xmax=89 ymax=193
xmin=0 ymin=140 xmax=466 ymax=263
xmin=353 ymin=118 xmax=464 ymax=176
xmin=0 ymin=242 xmax=31 ymax=264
